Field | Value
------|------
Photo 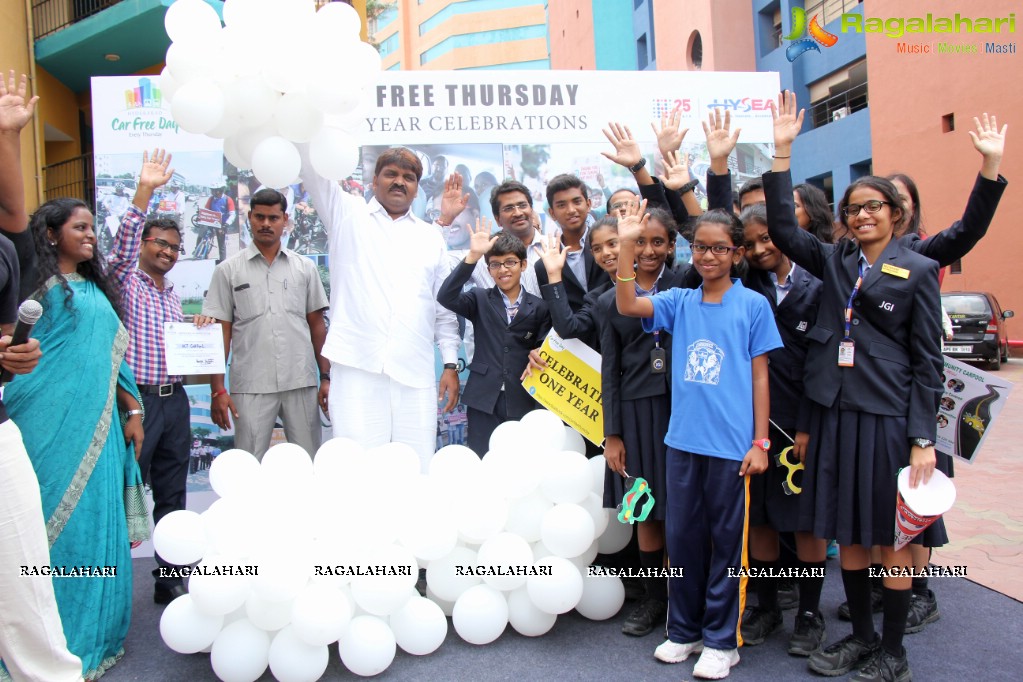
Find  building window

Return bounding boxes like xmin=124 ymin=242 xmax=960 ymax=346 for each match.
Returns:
xmin=637 ymin=33 xmax=648 ymax=70
xmin=758 ymin=2 xmax=782 ymax=57
xmin=949 ymin=259 xmax=963 ymax=274
xmin=687 ymin=31 xmax=703 ymax=70
xmin=808 ymin=60 xmax=868 ymax=129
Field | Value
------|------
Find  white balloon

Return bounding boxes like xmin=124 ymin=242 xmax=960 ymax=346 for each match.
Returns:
xmin=187 ymin=554 xmax=252 ymax=616
xmin=520 ymin=409 xmax=567 ymax=451
xmin=223 ymin=135 xmax=250 ymax=170
xmin=540 ymin=503 xmax=595 ymax=559
xmin=579 ymin=492 xmax=610 ymax=538
xmin=389 ymin=596 xmax=447 ymax=656
xmin=366 ymin=441 xmax=421 ymax=484
xmin=425 ymin=584 xmax=455 ymax=617
xmin=208 ymin=448 xmax=260 ymax=499
xmin=575 ymin=574 xmax=626 ymax=621
xmin=210 ymin=620 xmax=270 ymax=682
xmin=348 ymin=41 xmax=383 ymax=89
xmin=481 ymin=445 xmax=538 ymax=499
xmin=338 ymin=615 xmax=396 ymax=677
xmin=350 ymin=545 xmax=417 ymax=616
xmin=267 ymin=626 xmax=329 ymax=682
xmin=507 ymin=585 xmax=557 ymax=637
xmin=452 ymin=584 xmax=509 ymax=645
xmin=159 ymin=594 xmax=224 ymax=654
xmin=588 ymin=453 xmax=608 ymax=498
xmin=457 ymin=490 xmax=508 ymax=544
xmin=308 ymin=127 xmax=360 ymax=181
xmin=223 ymin=0 xmax=274 ymax=33
xmin=290 ymin=583 xmax=352 ymax=646
xmin=152 ymin=509 xmax=207 ymax=565
xmin=396 ymin=504 xmax=458 ymax=562
xmin=251 ymin=136 xmax=301 ymax=189
xmin=165 ymin=41 xmax=208 ymax=84
xmin=312 ymin=1 xmax=363 ymax=39
xmin=476 ymin=533 xmax=533 ymax=591
xmin=271 ymin=92 xmax=325 ymax=144
xmin=170 ymin=78 xmax=225 ymax=135
xmin=562 ymin=426 xmax=587 ymax=454
xmin=487 ymin=419 xmax=528 ymax=451
xmin=306 ymin=77 xmax=364 ymax=116
xmin=225 ymin=77 xmax=280 ymax=130
xmin=504 ymin=491 xmax=553 ymax=543
xmin=158 ymin=67 xmax=180 ymax=103
xmin=526 ymin=556 xmax=584 ymax=615
xmin=597 ymin=516 xmax=634 ymax=554
xmin=569 ymin=539 xmax=600 ymax=572
xmin=205 ymin=96 xmax=242 ymax=139
xmin=251 ymin=556 xmax=310 ymax=604
xmin=260 ymin=35 xmax=310 ymax=94
xmin=539 ymin=450 xmax=593 ymax=504
xmin=429 ymin=444 xmax=482 ymax=481
xmin=164 ymin=0 xmax=221 ymax=44
xmin=425 ymin=546 xmax=480 ymax=602
xmin=245 ymin=591 xmax=293 ymax=631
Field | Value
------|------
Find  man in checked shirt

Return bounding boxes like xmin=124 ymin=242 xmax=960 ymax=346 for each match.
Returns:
xmin=108 ymin=148 xmax=191 ymax=605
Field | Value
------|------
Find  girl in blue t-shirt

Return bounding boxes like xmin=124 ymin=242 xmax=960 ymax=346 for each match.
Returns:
xmin=616 ymin=201 xmax=783 ymax=680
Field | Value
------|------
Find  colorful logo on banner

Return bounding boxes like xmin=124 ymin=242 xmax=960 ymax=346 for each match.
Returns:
xmin=124 ymin=77 xmax=162 ymax=110
xmin=651 ymin=98 xmax=693 ymax=118
xmin=784 ymin=7 xmax=839 ymax=62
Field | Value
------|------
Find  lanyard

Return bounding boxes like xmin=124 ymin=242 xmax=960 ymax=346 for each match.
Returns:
xmin=843 ymin=262 xmax=866 ymax=340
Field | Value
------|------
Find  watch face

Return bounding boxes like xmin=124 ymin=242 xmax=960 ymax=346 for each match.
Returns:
xmin=763 ymin=439 xmax=771 ymax=449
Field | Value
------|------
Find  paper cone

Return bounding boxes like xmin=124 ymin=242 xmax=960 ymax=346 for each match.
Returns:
xmin=893 ymin=468 xmax=956 ymax=551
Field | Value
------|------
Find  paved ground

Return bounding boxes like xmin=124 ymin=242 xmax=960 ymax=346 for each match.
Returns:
xmin=933 ymin=357 xmax=1023 ymax=600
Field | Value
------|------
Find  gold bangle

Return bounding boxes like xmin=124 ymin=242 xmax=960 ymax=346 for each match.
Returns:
xmin=616 ymin=273 xmax=636 ymax=283
xmin=773 ymin=154 xmax=791 ymax=159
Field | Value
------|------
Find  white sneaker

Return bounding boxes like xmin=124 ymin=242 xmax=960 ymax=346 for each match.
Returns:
xmin=654 ymin=638 xmax=704 ymax=663
xmin=693 ymin=647 xmax=740 ymax=679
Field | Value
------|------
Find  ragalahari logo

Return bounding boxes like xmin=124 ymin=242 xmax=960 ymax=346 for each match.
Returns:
xmin=123 ymin=77 xmax=162 ymax=110
xmin=784 ymin=7 xmax=839 ymax=61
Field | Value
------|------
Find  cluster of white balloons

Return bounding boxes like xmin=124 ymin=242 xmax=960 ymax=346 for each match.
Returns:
xmin=154 ymin=409 xmax=634 ymax=681
xmin=161 ymin=0 xmax=375 ymax=189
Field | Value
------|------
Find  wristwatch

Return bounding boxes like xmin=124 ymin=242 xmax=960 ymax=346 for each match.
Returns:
xmin=752 ymin=438 xmax=771 ymax=453
xmin=679 ymin=179 xmax=700 ymax=194
xmin=910 ymin=438 xmax=935 ymax=449
xmin=319 ymin=372 xmax=330 ymax=381
xmin=628 ymin=157 xmax=647 ymax=173
xmin=443 ymin=363 xmax=458 ymax=371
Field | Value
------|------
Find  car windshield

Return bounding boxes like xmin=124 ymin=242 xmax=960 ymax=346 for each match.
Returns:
xmin=942 ymin=294 xmax=991 ymax=317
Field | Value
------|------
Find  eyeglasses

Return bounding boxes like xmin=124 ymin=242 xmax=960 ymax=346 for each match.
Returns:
xmin=691 ymin=243 xmax=739 ymax=255
xmin=610 ymin=200 xmax=637 ymax=212
xmin=499 ymin=202 xmax=530 ymax=215
xmin=841 ymin=200 xmax=890 ymax=217
xmin=488 ymin=258 xmax=522 ymax=271
xmin=142 ymin=237 xmax=184 ymax=254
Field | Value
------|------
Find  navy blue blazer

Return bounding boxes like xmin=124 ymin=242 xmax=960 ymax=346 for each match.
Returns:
xmin=534 ymin=244 xmax=606 ymax=315
xmin=599 ymin=266 xmax=689 ymax=438
xmin=765 ymin=170 xmax=942 ymax=441
xmin=900 ymin=173 xmax=1007 ymax=267
xmin=540 ymin=279 xmax=613 ymax=351
xmin=437 ymin=260 xmax=552 ymax=417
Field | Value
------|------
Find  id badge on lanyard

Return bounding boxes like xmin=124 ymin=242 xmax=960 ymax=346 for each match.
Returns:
xmin=839 ymin=262 xmax=866 ymax=368
xmin=650 ymin=330 xmax=666 ymax=374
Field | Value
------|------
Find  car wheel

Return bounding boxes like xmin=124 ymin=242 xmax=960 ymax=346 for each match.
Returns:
xmin=988 ymin=353 xmax=1001 ymax=371
xmin=1002 ymin=342 xmax=1010 ymax=363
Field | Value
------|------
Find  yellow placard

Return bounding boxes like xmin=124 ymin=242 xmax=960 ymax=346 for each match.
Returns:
xmin=881 ymin=263 xmax=910 ymax=279
xmin=521 ymin=330 xmax=604 ymax=446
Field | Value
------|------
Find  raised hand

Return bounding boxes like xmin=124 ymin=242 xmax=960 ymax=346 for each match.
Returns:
xmin=138 ymin=148 xmax=174 ymax=189
xmin=969 ymin=113 xmax=1008 ymax=180
xmin=617 ymin=197 xmax=649 ymax=243
xmin=467 ymin=215 xmax=498 ymax=261
xmin=601 ymin=122 xmax=643 ymax=169
xmin=659 ymin=150 xmax=693 ymax=191
xmin=0 ymin=70 xmax=38 ymax=133
xmin=652 ymin=105 xmax=689 ymax=157
xmin=702 ymin=108 xmax=741 ymax=162
xmin=439 ymin=172 xmax=469 ymax=225
xmin=539 ymin=233 xmax=569 ymax=277
xmin=769 ymin=90 xmax=804 ymax=150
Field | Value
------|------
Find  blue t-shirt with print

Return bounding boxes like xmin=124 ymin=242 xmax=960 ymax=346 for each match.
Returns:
xmin=642 ymin=279 xmax=783 ymax=461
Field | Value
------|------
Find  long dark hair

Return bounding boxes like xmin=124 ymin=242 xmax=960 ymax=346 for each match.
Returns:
xmin=886 ymin=172 xmax=923 ymax=237
xmin=30 ymin=198 xmax=121 ymax=317
xmin=794 ymin=183 xmax=834 ymax=243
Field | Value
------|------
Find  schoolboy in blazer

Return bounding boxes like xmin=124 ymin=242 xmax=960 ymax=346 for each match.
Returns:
xmin=438 ymin=229 xmax=552 ymax=457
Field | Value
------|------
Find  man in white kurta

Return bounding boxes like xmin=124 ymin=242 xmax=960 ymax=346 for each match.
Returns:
xmin=301 ymin=147 xmax=460 ymax=470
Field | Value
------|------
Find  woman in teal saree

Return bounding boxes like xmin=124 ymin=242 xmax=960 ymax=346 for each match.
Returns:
xmin=3 ymin=198 xmax=148 ymax=681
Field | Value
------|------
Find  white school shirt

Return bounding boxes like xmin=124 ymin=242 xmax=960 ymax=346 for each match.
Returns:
xmin=452 ymin=229 xmax=544 ymax=297
xmin=301 ymin=152 xmax=460 ymax=389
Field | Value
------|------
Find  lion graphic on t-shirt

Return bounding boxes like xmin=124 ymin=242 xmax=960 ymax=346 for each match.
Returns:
xmin=685 ymin=339 xmax=724 ymax=386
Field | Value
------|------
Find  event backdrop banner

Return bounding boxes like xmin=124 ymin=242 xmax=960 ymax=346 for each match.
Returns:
xmin=92 ymin=69 xmax=781 ymax=496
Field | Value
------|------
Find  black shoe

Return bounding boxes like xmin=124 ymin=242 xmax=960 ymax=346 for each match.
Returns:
xmin=154 ymin=584 xmax=187 ymax=605
xmin=740 ymin=605 xmax=782 ymax=646
xmin=904 ymin=589 xmax=939 ymax=634
xmin=621 ymin=598 xmax=667 ymax=637
xmin=789 ymin=610 xmax=826 ymax=657
xmin=851 ymin=648 xmax=912 ymax=682
xmin=837 ymin=585 xmax=884 ymax=621
xmin=807 ymin=634 xmax=879 ymax=676
xmin=415 ymin=568 xmax=428 ymax=597
xmin=778 ymin=579 xmax=799 ymax=610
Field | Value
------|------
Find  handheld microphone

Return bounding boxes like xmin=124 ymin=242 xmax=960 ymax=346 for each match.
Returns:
xmin=0 ymin=299 xmax=43 ymax=384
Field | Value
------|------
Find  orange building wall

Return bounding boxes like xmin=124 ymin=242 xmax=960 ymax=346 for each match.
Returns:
xmin=0 ymin=0 xmax=42 ymax=209
xmin=549 ymin=1 xmax=596 ymax=70
xmin=865 ymin=0 xmax=1022 ymax=333
xmin=653 ymin=0 xmax=754 ymax=72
